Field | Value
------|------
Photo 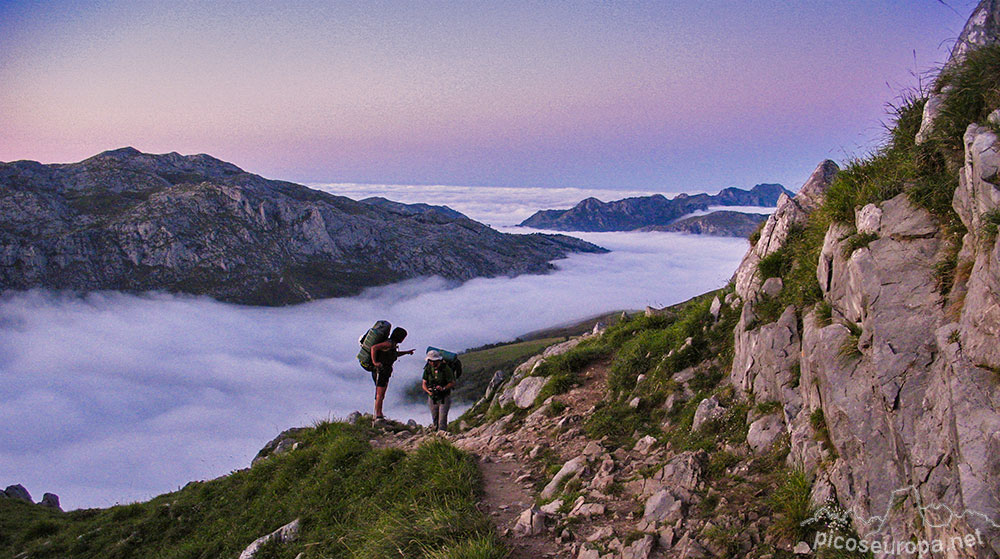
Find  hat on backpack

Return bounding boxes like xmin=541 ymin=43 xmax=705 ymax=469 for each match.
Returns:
xmin=426 ymin=349 xmax=443 ymax=361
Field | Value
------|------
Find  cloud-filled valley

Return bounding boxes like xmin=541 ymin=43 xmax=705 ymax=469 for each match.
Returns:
xmin=0 ymin=185 xmax=752 ymax=509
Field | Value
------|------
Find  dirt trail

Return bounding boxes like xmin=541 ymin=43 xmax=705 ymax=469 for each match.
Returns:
xmin=372 ymin=360 xmax=619 ymax=558
xmin=477 ymin=457 xmax=561 ymax=558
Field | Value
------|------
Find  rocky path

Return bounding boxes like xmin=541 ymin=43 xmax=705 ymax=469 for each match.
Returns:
xmin=371 ymin=359 xmax=678 ymax=558
xmin=476 ymin=456 xmax=561 ymax=558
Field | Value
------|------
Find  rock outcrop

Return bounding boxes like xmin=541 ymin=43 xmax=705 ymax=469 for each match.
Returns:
xmin=0 ymin=148 xmax=605 ymax=305
xmin=519 ymin=183 xmax=791 ymax=232
xmin=917 ymin=0 xmax=1000 ymax=144
xmin=731 ymin=159 xmax=839 ymax=301
xmin=723 ymin=6 xmax=1000 ymax=550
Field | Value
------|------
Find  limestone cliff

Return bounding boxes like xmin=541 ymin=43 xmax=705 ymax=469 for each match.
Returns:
xmin=728 ymin=4 xmax=1000 ymax=554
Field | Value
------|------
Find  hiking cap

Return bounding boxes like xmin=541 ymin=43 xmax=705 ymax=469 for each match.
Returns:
xmin=426 ymin=349 xmax=443 ymax=361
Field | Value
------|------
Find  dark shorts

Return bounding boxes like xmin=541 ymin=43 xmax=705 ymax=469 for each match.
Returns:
xmin=372 ymin=366 xmax=392 ymax=388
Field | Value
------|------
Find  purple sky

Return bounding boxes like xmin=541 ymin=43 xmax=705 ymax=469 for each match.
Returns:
xmin=0 ymin=1 xmax=976 ymax=191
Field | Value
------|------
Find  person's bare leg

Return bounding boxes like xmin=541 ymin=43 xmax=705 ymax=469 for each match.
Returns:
xmin=374 ymin=385 xmax=387 ymax=418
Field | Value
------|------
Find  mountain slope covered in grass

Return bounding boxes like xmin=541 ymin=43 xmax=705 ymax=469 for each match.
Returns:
xmin=1 ymin=422 xmax=505 ymax=559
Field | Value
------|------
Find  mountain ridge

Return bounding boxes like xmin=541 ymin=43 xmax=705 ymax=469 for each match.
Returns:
xmin=0 ymin=148 xmax=605 ymax=306
xmin=518 ymin=183 xmax=791 ymax=232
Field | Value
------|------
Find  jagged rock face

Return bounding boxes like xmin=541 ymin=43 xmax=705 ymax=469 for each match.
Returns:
xmin=0 ymin=148 xmax=604 ymax=305
xmin=732 ymin=160 xmax=839 ymax=301
xmin=950 ymin=0 xmax=1000 ymax=66
xmin=730 ymin=144 xmax=1000 ymax=553
xmin=917 ymin=0 xmax=1000 ymax=144
xmin=518 ymin=184 xmax=792 ymax=232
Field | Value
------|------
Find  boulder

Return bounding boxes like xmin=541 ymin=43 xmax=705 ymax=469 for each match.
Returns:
xmin=709 ymin=296 xmax=722 ymax=318
xmin=761 ymin=277 xmax=783 ymax=298
xmin=634 ymin=435 xmax=657 ymax=454
xmin=541 ymin=456 xmax=588 ymax=499
xmin=238 ymin=518 xmax=301 ymax=559
xmin=39 ymin=493 xmax=61 ymax=511
xmin=581 ymin=441 xmax=604 ymax=458
xmin=747 ymin=414 xmax=785 ymax=454
xmin=643 ymin=489 xmax=684 ymax=524
xmin=622 ymin=534 xmax=656 ymax=559
xmin=512 ymin=376 xmax=548 ymax=408
xmin=483 ymin=370 xmax=509 ymax=401
xmin=513 ymin=507 xmax=546 ymax=536
xmin=691 ymin=396 xmax=725 ymax=431
xmin=568 ymin=500 xmax=605 ymax=519
xmin=4 ymin=484 xmax=31 ymax=503
xmin=855 ymin=203 xmax=882 ymax=235
xmin=540 ymin=499 xmax=564 ymax=515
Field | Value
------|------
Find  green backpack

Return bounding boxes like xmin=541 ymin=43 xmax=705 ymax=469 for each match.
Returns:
xmin=427 ymin=346 xmax=463 ymax=379
xmin=358 ymin=320 xmax=391 ymax=372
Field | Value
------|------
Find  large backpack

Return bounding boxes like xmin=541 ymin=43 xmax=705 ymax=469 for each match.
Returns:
xmin=358 ymin=320 xmax=391 ymax=372
xmin=427 ymin=346 xmax=463 ymax=379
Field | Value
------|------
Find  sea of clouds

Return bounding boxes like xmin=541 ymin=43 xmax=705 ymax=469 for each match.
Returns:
xmin=0 ymin=184 xmax=767 ymax=509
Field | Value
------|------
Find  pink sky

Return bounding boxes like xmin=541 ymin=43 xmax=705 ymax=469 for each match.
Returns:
xmin=0 ymin=1 xmax=977 ymax=191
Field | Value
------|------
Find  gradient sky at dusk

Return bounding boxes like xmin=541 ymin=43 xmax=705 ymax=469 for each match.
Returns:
xmin=0 ymin=1 xmax=977 ymax=191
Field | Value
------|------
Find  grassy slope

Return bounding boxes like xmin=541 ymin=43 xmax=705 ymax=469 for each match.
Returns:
xmin=1 ymin=422 xmax=505 ymax=559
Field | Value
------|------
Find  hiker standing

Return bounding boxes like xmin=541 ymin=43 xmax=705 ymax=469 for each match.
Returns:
xmin=422 ymin=349 xmax=457 ymax=431
xmin=369 ymin=327 xmax=414 ymax=422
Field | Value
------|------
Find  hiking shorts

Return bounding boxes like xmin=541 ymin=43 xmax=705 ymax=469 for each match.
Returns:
xmin=372 ymin=366 xmax=392 ymax=388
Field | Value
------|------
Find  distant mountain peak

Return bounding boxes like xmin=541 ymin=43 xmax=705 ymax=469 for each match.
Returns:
xmin=519 ymin=183 xmax=792 ymax=232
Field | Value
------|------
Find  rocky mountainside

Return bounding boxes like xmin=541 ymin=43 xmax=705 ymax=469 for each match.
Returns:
xmin=640 ymin=210 xmax=769 ymax=237
xmin=447 ymin=3 xmax=1000 ymax=556
xmin=0 ymin=148 xmax=604 ymax=305
xmin=519 ymin=183 xmax=790 ymax=232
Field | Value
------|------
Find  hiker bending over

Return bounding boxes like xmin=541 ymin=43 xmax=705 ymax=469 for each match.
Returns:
xmin=422 ymin=350 xmax=457 ymax=431
xmin=370 ymin=328 xmax=413 ymax=421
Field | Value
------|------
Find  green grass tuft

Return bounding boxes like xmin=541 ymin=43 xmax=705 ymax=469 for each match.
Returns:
xmin=758 ymin=248 xmax=792 ymax=280
xmin=841 ymin=232 xmax=879 ymax=257
xmin=767 ymin=470 xmax=815 ymax=543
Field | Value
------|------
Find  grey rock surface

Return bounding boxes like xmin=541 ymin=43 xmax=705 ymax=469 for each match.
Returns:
xmin=38 ymin=493 xmax=61 ymax=510
xmin=238 ymin=518 xmax=301 ymax=559
xmin=541 ymin=456 xmax=588 ymax=499
xmin=4 ymin=484 xmax=31 ymax=502
xmin=727 ymin=65 xmax=1000 ymax=553
xmin=746 ymin=414 xmax=785 ymax=454
xmin=691 ymin=396 xmax=725 ymax=432
xmin=512 ymin=376 xmax=548 ymax=409
xmin=732 ymin=160 xmax=838 ymax=300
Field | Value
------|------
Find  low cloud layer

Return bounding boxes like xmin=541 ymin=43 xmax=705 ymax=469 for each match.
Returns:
xmin=317 ymin=183 xmax=726 ymax=227
xmin=0 ymin=185 xmax=750 ymax=509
